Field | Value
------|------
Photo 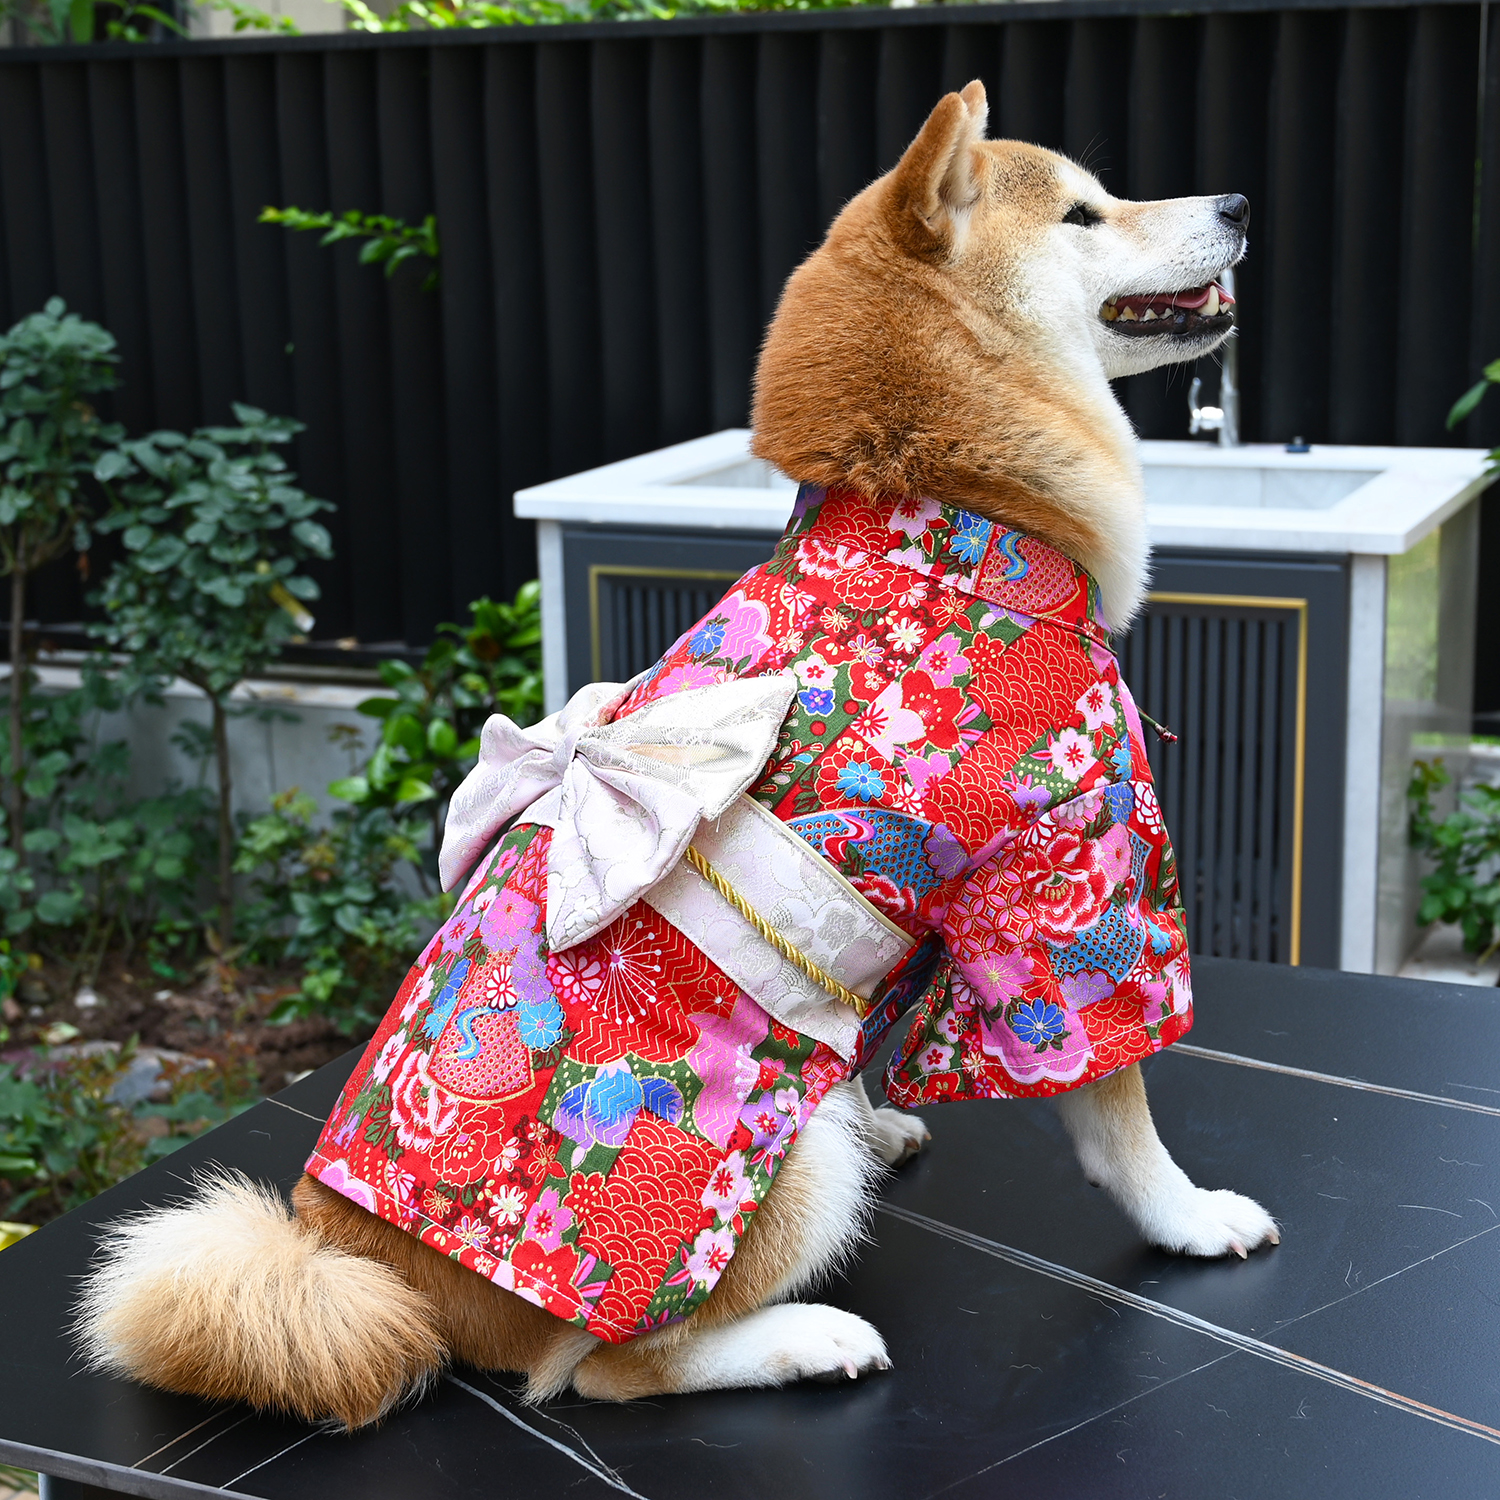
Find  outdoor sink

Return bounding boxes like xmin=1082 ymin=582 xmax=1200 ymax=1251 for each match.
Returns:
xmin=553 ymin=431 xmax=1487 ymax=557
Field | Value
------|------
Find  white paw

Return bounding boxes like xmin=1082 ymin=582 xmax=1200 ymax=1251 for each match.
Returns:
xmin=867 ymin=1107 xmax=930 ymax=1168
xmin=1140 ymin=1185 xmax=1281 ymax=1259
xmin=756 ymin=1304 xmax=891 ymax=1384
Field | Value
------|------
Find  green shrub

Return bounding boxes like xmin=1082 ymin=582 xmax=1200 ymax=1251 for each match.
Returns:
xmin=236 ymin=790 xmax=445 ymax=1033
xmin=0 ymin=1042 xmax=258 ymax=1223
xmin=1409 ymin=757 xmax=1500 ymax=957
xmin=332 ymin=584 xmax=543 ymax=842
xmin=0 ymin=660 xmax=214 ymax=977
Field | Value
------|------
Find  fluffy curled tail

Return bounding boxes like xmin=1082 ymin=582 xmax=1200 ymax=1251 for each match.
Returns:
xmin=76 ymin=1172 xmax=446 ymax=1429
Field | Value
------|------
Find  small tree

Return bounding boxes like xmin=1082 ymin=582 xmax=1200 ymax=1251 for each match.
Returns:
xmin=92 ymin=406 xmax=333 ymax=946
xmin=0 ymin=300 xmax=122 ymax=862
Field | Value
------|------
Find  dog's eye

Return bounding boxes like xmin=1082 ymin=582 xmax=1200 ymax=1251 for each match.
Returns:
xmin=1062 ymin=202 xmax=1103 ymax=227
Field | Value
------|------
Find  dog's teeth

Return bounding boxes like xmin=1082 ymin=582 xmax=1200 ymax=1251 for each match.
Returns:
xmin=1142 ymin=308 xmax=1157 ymax=321
xmin=1101 ymin=304 xmax=1118 ymax=321
xmin=1205 ymin=286 xmax=1220 ymax=316
xmin=1119 ymin=306 xmax=1138 ymax=321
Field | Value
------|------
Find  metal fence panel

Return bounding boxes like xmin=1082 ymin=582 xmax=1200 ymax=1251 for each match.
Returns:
xmin=0 ymin=0 xmax=1492 ymax=654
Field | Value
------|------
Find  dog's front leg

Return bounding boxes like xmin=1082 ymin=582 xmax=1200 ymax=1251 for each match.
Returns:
xmin=1053 ymin=1063 xmax=1279 ymax=1258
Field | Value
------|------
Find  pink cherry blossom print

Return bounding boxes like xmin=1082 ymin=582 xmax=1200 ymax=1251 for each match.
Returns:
xmin=701 ymin=1151 xmax=751 ymax=1221
xmin=916 ymin=632 xmax=970 ymax=687
xmin=686 ymin=1225 xmax=736 ymax=1286
xmin=524 ymin=1186 xmax=575 ymax=1252
xmin=903 ymin=747 xmax=954 ymax=800
xmin=888 ymin=494 xmax=942 ymax=538
xmin=1076 ymin=679 xmax=1116 ymax=731
xmin=1046 ymin=728 xmax=1097 ymax=782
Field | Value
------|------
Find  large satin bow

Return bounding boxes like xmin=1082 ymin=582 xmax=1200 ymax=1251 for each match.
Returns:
xmin=439 ymin=673 xmax=799 ymax=951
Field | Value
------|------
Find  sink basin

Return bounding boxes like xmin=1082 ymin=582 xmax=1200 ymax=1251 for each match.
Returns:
xmin=518 ymin=430 xmax=1494 ymax=558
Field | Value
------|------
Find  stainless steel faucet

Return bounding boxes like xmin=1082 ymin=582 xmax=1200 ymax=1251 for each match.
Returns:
xmin=1187 ymin=266 xmax=1239 ymax=447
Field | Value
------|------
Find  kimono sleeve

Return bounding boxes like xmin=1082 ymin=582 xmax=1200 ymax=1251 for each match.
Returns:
xmin=883 ymin=779 xmax=1194 ymax=1107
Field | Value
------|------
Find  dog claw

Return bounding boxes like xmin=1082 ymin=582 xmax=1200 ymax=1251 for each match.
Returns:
xmin=1267 ymin=1229 xmax=1281 ymax=1246
xmin=843 ymin=1359 xmax=859 ymax=1379
xmin=1229 ymin=1240 xmax=1247 ymax=1260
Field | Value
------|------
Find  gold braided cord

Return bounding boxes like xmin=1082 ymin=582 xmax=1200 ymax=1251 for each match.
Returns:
xmin=682 ymin=845 xmax=870 ymax=1017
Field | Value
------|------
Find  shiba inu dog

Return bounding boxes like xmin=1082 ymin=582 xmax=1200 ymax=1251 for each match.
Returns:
xmin=78 ymin=81 xmax=1276 ymax=1428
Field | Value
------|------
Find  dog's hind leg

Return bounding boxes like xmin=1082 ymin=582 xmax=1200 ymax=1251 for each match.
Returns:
xmin=849 ymin=1075 xmax=932 ymax=1168
xmin=1054 ymin=1061 xmax=1280 ymax=1258
xmin=570 ymin=1079 xmax=891 ymax=1400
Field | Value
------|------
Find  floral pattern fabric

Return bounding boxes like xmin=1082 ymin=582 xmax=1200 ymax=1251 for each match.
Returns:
xmin=307 ymin=485 xmax=1193 ymax=1343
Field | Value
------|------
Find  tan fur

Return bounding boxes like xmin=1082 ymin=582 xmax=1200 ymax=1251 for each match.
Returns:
xmin=75 ymin=1173 xmax=447 ymax=1429
xmin=290 ymin=1174 xmax=578 ymax=1397
xmin=753 ymin=80 xmax=1241 ymax=628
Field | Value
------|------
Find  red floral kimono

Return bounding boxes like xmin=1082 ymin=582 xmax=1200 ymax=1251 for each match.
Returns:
xmin=307 ymin=485 xmax=1193 ymax=1342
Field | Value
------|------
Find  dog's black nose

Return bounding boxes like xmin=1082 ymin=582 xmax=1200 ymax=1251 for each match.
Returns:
xmin=1217 ymin=194 xmax=1250 ymax=229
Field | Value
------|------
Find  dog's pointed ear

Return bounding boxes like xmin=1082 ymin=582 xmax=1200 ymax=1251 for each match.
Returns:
xmin=888 ymin=81 xmax=988 ymax=253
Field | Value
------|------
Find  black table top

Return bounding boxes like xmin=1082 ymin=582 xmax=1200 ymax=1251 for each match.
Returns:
xmin=5 ymin=956 xmax=1500 ymax=1499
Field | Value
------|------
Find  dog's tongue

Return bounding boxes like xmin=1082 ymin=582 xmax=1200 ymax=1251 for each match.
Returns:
xmin=1116 ymin=281 xmax=1234 ymax=314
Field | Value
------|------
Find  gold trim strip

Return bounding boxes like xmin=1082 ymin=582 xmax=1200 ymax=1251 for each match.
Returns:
xmin=1144 ymin=590 xmax=1309 ymax=967
xmin=682 ymin=845 xmax=870 ymax=1017
xmin=588 ymin=564 xmax=746 ymax=682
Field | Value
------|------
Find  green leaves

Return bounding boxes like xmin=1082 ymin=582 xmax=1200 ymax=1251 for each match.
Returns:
xmin=333 ymin=585 xmax=542 ymax=828
xmin=259 ymin=206 xmax=442 ymax=292
xmin=0 ymin=1045 xmax=256 ymax=1222
xmin=0 ymin=660 xmax=216 ymax=959
xmin=1409 ymin=758 xmax=1500 ymax=957
xmin=0 ymin=300 xmax=121 ymax=580
xmin=1447 ymin=358 xmax=1500 ymax=430
xmin=90 ymin=407 xmax=335 ymax=704
xmin=236 ymin=791 xmax=445 ymax=1034
xmin=1447 ymin=356 xmax=1500 ymax=483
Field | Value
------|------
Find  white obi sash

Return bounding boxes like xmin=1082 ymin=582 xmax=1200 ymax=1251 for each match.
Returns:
xmin=439 ymin=676 xmax=913 ymax=1059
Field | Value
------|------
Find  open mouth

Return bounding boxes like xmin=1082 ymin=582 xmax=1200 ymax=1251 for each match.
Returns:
xmin=1100 ymin=281 xmax=1235 ymax=336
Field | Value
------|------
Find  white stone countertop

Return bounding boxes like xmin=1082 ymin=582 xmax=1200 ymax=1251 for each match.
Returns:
xmin=515 ymin=428 xmax=1497 ymax=557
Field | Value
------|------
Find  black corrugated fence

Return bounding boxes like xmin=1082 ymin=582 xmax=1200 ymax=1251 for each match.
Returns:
xmin=0 ymin=0 xmax=1496 ymax=656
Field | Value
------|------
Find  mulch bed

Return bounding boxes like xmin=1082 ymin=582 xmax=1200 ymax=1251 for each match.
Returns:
xmin=1 ymin=951 xmax=378 ymax=1092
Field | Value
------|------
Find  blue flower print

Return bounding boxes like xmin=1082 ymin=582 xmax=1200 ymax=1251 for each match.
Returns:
xmin=421 ymin=957 xmax=471 ymax=1040
xmin=687 ymin=617 xmax=727 ymax=659
xmin=1011 ymin=999 xmax=1068 ymax=1050
xmin=552 ymin=1059 xmax=685 ymax=1149
xmin=1110 ymin=741 xmax=1133 ymax=778
xmin=516 ymin=995 xmax=565 ymax=1050
xmin=798 ymin=687 xmax=835 ymax=717
xmin=947 ymin=513 xmax=994 ymax=566
xmin=837 ymin=761 xmax=886 ymax=802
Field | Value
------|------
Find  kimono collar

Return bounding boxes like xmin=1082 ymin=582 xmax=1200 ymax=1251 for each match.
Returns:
xmin=782 ymin=484 xmax=1112 ymax=645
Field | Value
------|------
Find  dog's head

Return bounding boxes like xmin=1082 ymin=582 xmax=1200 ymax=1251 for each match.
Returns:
xmin=887 ymin=81 xmax=1247 ymax=380
xmin=752 ymin=80 xmax=1249 ymax=628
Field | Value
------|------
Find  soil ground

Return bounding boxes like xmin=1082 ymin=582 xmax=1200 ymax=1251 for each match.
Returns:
xmin=0 ymin=950 xmax=378 ymax=1093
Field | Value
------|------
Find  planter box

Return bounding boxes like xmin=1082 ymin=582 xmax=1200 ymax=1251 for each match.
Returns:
xmin=517 ymin=431 xmax=1497 ymax=974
